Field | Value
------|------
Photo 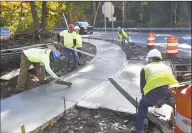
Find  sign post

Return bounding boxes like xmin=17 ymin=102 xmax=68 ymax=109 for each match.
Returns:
xmin=102 ymin=2 xmax=116 ymax=38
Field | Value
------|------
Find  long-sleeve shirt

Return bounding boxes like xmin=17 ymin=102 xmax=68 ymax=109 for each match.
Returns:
xmin=59 ymin=30 xmax=76 ymax=48
xmin=140 ymin=68 xmax=146 ymax=96
xmin=23 ymin=48 xmax=58 ymax=78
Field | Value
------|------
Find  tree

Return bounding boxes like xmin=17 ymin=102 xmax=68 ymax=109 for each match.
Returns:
xmin=30 ymin=1 xmax=40 ymax=29
xmin=41 ymin=1 xmax=47 ymax=29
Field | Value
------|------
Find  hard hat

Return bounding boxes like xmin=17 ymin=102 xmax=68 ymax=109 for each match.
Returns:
xmin=68 ymin=24 xmax=74 ymax=30
xmin=74 ymin=26 xmax=80 ymax=30
xmin=52 ymin=50 xmax=61 ymax=60
xmin=146 ymin=49 xmax=162 ymax=61
xmin=117 ymin=27 xmax=122 ymax=30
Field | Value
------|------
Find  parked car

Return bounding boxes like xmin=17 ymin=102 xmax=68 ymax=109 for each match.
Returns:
xmin=72 ymin=21 xmax=93 ymax=34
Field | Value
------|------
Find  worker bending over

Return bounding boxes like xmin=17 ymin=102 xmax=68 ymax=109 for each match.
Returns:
xmin=133 ymin=49 xmax=178 ymax=133
xmin=74 ymin=26 xmax=83 ymax=65
xmin=117 ymin=27 xmax=129 ymax=49
xmin=16 ymin=48 xmax=61 ymax=91
xmin=58 ymin=24 xmax=78 ymax=70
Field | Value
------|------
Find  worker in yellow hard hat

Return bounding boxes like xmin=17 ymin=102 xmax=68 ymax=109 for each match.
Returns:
xmin=132 ymin=49 xmax=178 ymax=133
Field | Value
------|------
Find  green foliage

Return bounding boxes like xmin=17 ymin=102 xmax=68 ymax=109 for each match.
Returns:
xmin=1 ymin=1 xmax=91 ymax=34
xmin=1 ymin=1 xmax=191 ymax=35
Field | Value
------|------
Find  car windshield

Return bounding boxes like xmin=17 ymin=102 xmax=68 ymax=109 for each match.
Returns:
xmin=79 ymin=22 xmax=89 ymax=26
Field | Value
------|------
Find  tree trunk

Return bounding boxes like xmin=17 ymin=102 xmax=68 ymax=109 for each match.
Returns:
xmin=30 ymin=1 xmax=40 ymax=29
xmin=30 ymin=1 xmax=40 ymax=41
xmin=92 ymin=2 xmax=96 ymax=15
xmin=41 ymin=1 xmax=47 ymax=29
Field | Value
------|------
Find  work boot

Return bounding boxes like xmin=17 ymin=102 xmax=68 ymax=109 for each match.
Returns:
xmin=44 ymin=77 xmax=53 ymax=83
xmin=130 ymin=127 xmax=144 ymax=133
xmin=39 ymin=77 xmax=52 ymax=84
xmin=72 ymin=65 xmax=79 ymax=70
xmin=66 ymin=67 xmax=72 ymax=71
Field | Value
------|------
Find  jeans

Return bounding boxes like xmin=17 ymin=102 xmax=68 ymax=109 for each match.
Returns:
xmin=76 ymin=47 xmax=82 ymax=61
xmin=135 ymin=85 xmax=173 ymax=132
xmin=64 ymin=47 xmax=78 ymax=68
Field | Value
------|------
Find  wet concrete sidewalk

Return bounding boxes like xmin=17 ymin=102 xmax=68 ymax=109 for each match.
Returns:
xmin=1 ymin=39 xmax=127 ymax=133
xmin=77 ymin=60 xmax=173 ymax=121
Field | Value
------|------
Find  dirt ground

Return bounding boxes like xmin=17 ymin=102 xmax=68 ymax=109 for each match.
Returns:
xmin=0 ymin=34 xmax=96 ymax=99
xmin=42 ymin=106 xmax=160 ymax=133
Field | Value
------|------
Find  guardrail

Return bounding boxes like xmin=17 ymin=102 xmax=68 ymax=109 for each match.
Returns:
xmin=54 ymin=27 xmax=191 ymax=32
xmin=93 ymin=27 xmax=191 ymax=31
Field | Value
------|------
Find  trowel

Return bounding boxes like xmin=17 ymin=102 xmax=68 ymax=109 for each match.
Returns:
xmin=45 ymin=76 xmax=72 ymax=87
xmin=55 ymin=79 xmax=72 ymax=87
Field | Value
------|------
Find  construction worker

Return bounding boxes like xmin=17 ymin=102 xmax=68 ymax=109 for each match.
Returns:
xmin=58 ymin=24 xmax=78 ymax=70
xmin=133 ymin=49 xmax=178 ymax=133
xmin=117 ymin=27 xmax=129 ymax=49
xmin=16 ymin=48 xmax=61 ymax=91
xmin=74 ymin=26 xmax=83 ymax=65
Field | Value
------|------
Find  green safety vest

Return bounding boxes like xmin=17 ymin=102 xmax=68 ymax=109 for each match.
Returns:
xmin=143 ymin=62 xmax=178 ymax=95
xmin=118 ymin=29 xmax=129 ymax=41
xmin=75 ymin=33 xmax=82 ymax=48
xmin=59 ymin=30 xmax=76 ymax=47
xmin=23 ymin=48 xmax=58 ymax=78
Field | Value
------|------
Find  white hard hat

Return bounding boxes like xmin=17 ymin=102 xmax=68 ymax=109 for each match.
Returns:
xmin=74 ymin=26 xmax=80 ymax=30
xmin=146 ymin=49 xmax=162 ymax=61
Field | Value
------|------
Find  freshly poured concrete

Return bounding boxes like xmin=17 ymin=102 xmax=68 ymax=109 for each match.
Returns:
xmin=1 ymin=38 xmax=174 ymax=132
xmin=1 ymin=39 xmax=126 ymax=133
xmin=78 ymin=60 xmax=173 ymax=119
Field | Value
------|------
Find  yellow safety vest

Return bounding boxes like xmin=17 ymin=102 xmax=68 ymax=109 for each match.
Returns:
xmin=143 ymin=62 xmax=178 ymax=95
xmin=118 ymin=29 xmax=129 ymax=41
xmin=59 ymin=30 xmax=76 ymax=47
xmin=75 ymin=33 xmax=82 ymax=48
xmin=23 ymin=48 xmax=58 ymax=78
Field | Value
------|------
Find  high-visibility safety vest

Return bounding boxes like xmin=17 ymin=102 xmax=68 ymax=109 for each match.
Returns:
xmin=59 ymin=30 xmax=76 ymax=48
xmin=75 ymin=33 xmax=82 ymax=48
xmin=23 ymin=48 xmax=58 ymax=78
xmin=143 ymin=62 xmax=178 ymax=95
xmin=118 ymin=29 xmax=129 ymax=41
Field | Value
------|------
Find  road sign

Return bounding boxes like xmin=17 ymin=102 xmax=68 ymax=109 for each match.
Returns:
xmin=109 ymin=17 xmax=116 ymax=21
xmin=0 ymin=27 xmax=10 ymax=37
xmin=102 ymin=2 xmax=114 ymax=18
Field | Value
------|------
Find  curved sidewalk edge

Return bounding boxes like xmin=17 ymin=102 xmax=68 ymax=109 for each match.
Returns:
xmin=1 ymin=39 xmax=127 ymax=133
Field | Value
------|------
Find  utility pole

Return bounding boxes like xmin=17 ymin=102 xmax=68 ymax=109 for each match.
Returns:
xmin=171 ymin=1 xmax=173 ymax=25
xmin=122 ymin=1 xmax=125 ymax=27
xmin=93 ymin=2 xmax=96 ymax=16
xmin=174 ymin=2 xmax=177 ymax=24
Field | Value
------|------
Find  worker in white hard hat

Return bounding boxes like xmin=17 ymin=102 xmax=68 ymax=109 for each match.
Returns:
xmin=132 ymin=49 xmax=178 ymax=133
xmin=74 ymin=26 xmax=83 ymax=65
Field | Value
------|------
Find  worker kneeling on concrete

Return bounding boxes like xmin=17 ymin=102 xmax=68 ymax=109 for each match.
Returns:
xmin=58 ymin=24 xmax=78 ymax=70
xmin=16 ymin=48 xmax=61 ymax=91
xmin=118 ymin=27 xmax=129 ymax=49
xmin=133 ymin=49 xmax=178 ymax=133
xmin=74 ymin=26 xmax=83 ymax=65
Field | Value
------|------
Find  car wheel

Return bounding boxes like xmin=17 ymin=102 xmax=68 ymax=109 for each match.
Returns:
xmin=80 ymin=29 xmax=84 ymax=34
